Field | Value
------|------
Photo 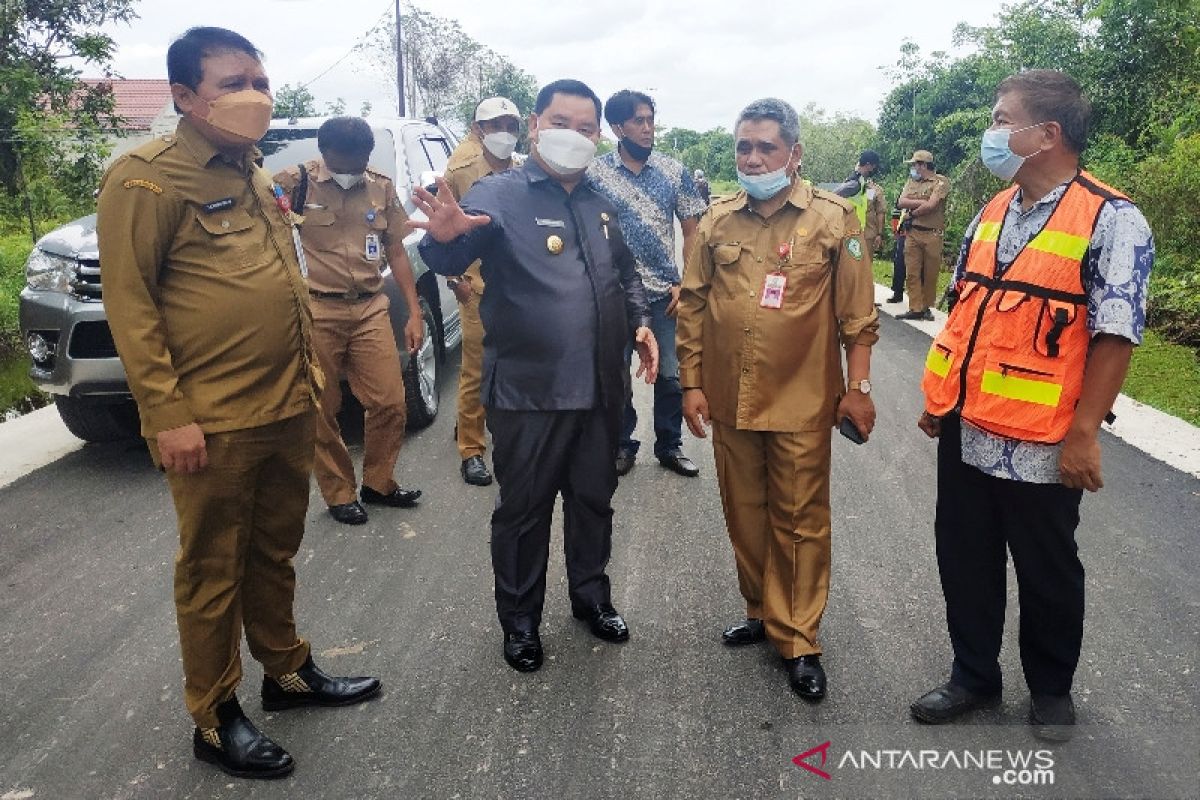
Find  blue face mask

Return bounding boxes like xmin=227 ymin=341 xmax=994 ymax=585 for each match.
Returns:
xmin=737 ymin=165 xmax=791 ymax=200
xmin=909 ymin=167 xmax=920 ymax=180
xmin=980 ymin=123 xmax=1045 ymax=181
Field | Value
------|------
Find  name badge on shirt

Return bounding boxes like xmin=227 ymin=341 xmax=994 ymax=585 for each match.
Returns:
xmin=201 ymin=197 xmax=235 ymax=213
xmin=365 ymin=233 xmax=381 ymax=261
xmin=760 ymin=273 xmax=786 ymax=309
xmin=535 ymin=217 xmax=566 ymax=228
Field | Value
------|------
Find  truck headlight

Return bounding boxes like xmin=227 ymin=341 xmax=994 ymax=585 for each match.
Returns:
xmin=25 ymin=248 xmax=75 ymax=293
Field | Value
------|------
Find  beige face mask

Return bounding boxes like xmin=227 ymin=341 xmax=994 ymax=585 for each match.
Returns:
xmin=194 ymin=89 xmax=273 ymax=142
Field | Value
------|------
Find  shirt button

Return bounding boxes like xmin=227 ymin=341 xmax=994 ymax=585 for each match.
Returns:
xmin=742 ymin=367 xmax=750 ymax=373
xmin=743 ymin=327 xmax=751 ymax=333
xmin=221 ymin=220 xmax=230 ymax=229
xmin=756 ymin=257 xmax=763 ymax=263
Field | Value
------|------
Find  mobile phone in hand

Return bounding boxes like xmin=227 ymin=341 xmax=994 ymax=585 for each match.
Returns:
xmin=838 ymin=417 xmax=866 ymax=445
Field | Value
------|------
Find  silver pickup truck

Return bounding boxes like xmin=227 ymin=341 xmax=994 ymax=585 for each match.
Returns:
xmin=19 ymin=116 xmax=462 ymax=442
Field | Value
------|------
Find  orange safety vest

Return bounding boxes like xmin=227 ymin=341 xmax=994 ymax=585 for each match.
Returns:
xmin=921 ymin=172 xmax=1125 ymax=443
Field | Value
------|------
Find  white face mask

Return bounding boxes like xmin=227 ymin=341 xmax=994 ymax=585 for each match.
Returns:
xmin=482 ymin=131 xmax=518 ymax=160
xmin=330 ymin=172 xmax=364 ymax=190
xmin=534 ymin=128 xmax=597 ymax=176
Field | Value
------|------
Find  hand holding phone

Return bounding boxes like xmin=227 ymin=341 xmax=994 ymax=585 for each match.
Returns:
xmin=838 ymin=416 xmax=866 ymax=445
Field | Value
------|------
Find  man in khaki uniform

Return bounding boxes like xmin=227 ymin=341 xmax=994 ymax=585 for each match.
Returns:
xmin=442 ymin=96 xmax=523 ymax=487
xmin=678 ymin=98 xmax=879 ymax=702
xmin=896 ymin=149 xmax=951 ymax=320
xmin=97 ymin=27 xmax=379 ymax=780
xmin=275 ymin=117 xmax=423 ymax=525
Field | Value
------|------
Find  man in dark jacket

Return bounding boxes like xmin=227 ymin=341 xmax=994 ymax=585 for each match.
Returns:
xmin=413 ymin=79 xmax=658 ymax=674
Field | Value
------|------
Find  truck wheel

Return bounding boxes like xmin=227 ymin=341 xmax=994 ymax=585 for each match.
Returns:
xmin=403 ymin=298 xmax=439 ymax=430
xmin=54 ymin=395 xmax=140 ymax=443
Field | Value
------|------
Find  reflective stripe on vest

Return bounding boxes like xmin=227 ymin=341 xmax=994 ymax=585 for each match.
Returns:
xmin=848 ymin=189 xmax=868 ymax=228
xmin=920 ymin=171 xmax=1126 ymax=443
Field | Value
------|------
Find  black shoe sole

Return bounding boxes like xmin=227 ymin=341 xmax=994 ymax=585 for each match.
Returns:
xmin=360 ymin=496 xmax=420 ymax=508
xmin=910 ymin=693 xmax=1002 ymax=724
xmin=193 ymin=742 xmax=295 ymax=779
xmin=261 ymin=683 xmax=382 ymax=711
xmin=571 ymin=609 xmax=629 ymax=642
xmin=722 ymin=633 xmax=766 ymax=647
xmin=658 ymin=460 xmax=699 ymax=477
xmin=462 ymin=473 xmax=493 ymax=486
xmin=503 ymin=653 xmax=543 ymax=672
xmin=329 ymin=513 xmax=368 ymax=525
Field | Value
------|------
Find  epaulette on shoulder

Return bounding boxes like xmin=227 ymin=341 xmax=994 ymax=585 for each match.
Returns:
xmin=128 ymin=135 xmax=177 ymax=163
xmin=811 ymin=187 xmax=854 ymax=212
xmin=707 ymin=192 xmax=743 ymax=218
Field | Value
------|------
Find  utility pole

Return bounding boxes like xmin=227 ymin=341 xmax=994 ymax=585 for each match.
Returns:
xmin=395 ymin=0 xmax=406 ymax=116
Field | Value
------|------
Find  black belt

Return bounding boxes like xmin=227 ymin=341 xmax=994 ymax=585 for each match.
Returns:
xmin=310 ymin=288 xmax=378 ymax=301
xmin=911 ymin=224 xmax=941 ymax=232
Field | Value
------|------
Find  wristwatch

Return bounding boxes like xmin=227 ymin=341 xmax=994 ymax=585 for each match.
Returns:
xmin=849 ymin=379 xmax=872 ymax=394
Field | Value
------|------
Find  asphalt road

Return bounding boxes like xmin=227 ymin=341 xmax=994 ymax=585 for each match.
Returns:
xmin=0 ymin=315 xmax=1197 ymax=800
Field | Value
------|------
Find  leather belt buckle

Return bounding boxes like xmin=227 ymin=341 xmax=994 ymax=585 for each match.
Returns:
xmin=345 ymin=287 xmax=359 ymax=301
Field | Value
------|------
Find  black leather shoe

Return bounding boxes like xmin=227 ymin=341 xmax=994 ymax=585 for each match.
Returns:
xmin=503 ymin=631 xmax=543 ymax=672
xmin=615 ymin=451 xmax=635 ymax=477
xmin=572 ymin=602 xmax=630 ymax=642
xmin=261 ymin=655 xmax=382 ymax=710
xmin=910 ymin=681 xmax=1002 ymax=724
xmin=461 ymin=455 xmax=493 ymax=486
xmin=328 ymin=501 xmax=368 ymax=525
xmin=722 ymin=618 xmax=766 ymax=646
xmin=360 ymin=485 xmax=422 ymax=507
xmin=785 ymin=655 xmax=827 ymax=701
xmin=1029 ymin=693 xmax=1075 ymax=742
xmin=885 ymin=294 xmax=903 ymax=303
xmin=658 ymin=453 xmax=700 ymax=477
xmin=896 ymin=309 xmax=929 ymax=320
xmin=192 ymin=697 xmax=293 ymax=779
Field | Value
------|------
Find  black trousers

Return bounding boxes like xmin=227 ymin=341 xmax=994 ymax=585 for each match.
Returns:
xmin=935 ymin=414 xmax=1085 ymax=696
xmin=891 ymin=235 xmax=907 ymax=297
xmin=486 ymin=406 xmax=620 ymax=634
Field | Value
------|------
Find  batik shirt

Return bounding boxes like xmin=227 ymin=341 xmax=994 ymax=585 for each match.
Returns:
xmin=951 ymin=176 xmax=1154 ymax=483
xmin=588 ymin=151 xmax=707 ymax=300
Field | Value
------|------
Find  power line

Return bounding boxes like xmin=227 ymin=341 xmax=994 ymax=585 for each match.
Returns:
xmin=299 ymin=0 xmax=393 ymax=91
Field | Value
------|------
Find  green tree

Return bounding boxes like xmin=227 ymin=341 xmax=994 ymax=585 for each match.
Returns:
xmin=273 ymin=83 xmax=317 ymax=119
xmin=0 ymin=0 xmax=137 ymax=236
xmin=361 ymin=3 xmax=538 ymax=129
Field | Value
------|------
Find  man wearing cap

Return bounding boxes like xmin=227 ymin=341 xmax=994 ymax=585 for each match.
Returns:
xmin=896 ymin=149 xmax=951 ymax=320
xmin=443 ymin=96 xmax=523 ymax=487
xmin=589 ymin=89 xmax=707 ymax=479
xmin=833 ymin=150 xmax=886 ymax=256
xmin=274 ymin=117 xmax=424 ymax=525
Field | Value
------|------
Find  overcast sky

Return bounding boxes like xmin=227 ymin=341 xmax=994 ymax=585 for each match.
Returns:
xmin=89 ymin=0 xmax=1000 ymax=132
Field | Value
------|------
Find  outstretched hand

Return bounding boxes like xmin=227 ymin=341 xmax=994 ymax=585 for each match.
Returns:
xmin=409 ymin=177 xmax=492 ymax=242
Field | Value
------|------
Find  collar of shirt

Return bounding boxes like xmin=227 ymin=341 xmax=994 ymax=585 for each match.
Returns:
xmin=174 ymin=116 xmax=256 ymax=171
xmin=446 ymin=131 xmax=485 ymax=171
xmin=1009 ymin=172 xmax=1078 ymax=217
xmin=598 ymin=149 xmax=663 ymax=177
xmin=726 ymin=177 xmax=814 ymax=215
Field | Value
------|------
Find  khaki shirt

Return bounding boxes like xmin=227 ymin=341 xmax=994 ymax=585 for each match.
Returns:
xmin=443 ymin=131 xmax=518 ymax=289
xmin=900 ymin=172 xmax=951 ymax=231
xmin=97 ymin=117 xmax=320 ymax=438
xmin=273 ymin=160 xmax=408 ymax=296
xmin=865 ymin=179 xmax=886 ymax=248
xmin=677 ymin=180 xmax=880 ymax=432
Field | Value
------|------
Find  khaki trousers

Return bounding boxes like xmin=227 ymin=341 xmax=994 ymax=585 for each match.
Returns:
xmin=311 ymin=293 xmax=406 ymax=505
xmin=904 ymin=228 xmax=944 ymax=312
xmin=157 ymin=412 xmax=315 ymax=728
xmin=711 ymin=420 xmax=833 ymax=659
xmin=455 ymin=288 xmax=487 ymax=459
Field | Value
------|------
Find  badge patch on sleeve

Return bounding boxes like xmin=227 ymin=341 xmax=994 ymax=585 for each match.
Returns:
xmin=847 ymin=237 xmax=863 ymax=260
xmin=122 ymin=178 xmax=162 ymax=194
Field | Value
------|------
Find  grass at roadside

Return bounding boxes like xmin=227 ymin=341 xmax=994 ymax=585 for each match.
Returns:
xmin=0 ymin=232 xmax=32 ymax=355
xmin=870 ymin=258 xmax=1200 ymax=426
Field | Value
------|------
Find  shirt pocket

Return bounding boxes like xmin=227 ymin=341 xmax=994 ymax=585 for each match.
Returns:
xmin=783 ymin=242 xmax=829 ymax=297
xmin=194 ymin=208 xmax=257 ymax=270
xmin=709 ymin=241 xmax=744 ymax=299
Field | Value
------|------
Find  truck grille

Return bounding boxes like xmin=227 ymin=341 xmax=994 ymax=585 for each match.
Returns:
xmin=67 ymin=321 xmax=119 ymax=359
xmin=72 ymin=258 xmax=103 ymax=301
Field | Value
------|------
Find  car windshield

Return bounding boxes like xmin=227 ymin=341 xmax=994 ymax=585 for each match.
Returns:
xmin=259 ymin=128 xmax=398 ymax=179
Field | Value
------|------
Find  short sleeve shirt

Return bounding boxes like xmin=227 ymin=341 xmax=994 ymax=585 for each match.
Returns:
xmin=900 ymin=173 xmax=951 ymax=230
xmin=588 ymin=151 xmax=707 ymax=299
xmin=951 ymin=177 xmax=1155 ymax=483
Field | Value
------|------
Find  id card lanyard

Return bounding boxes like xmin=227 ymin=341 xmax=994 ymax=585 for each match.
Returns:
xmin=759 ymin=238 xmax=793 ymax=309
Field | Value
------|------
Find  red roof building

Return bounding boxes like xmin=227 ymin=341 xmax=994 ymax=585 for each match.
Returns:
xmin=83 ymin=79 xmax=174 ymax=131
